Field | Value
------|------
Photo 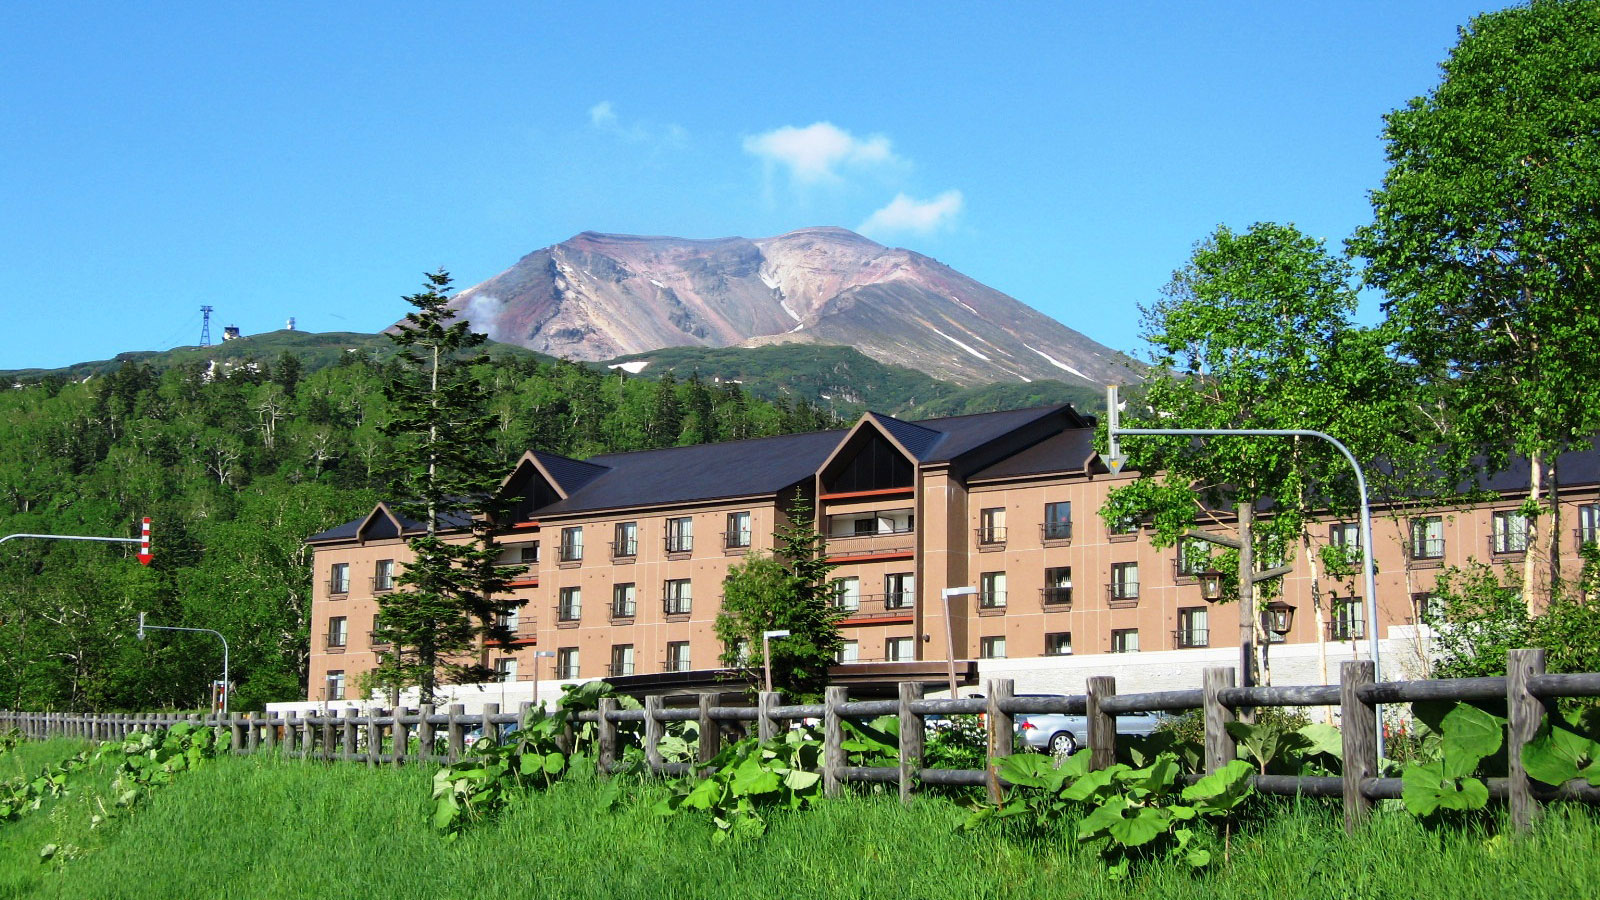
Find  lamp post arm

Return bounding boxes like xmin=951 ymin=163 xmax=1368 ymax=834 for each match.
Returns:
xmin=0 ymin=533 xmax=139 ymax=546
xmin=138 ymin=623 xmax=230 ymax=718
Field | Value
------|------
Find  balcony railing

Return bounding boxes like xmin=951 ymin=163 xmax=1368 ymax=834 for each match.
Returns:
xmin=831 ymin=592 xmax=916 ymax=619
xmin=327 ymin=578 xmax=350 ymax=595
xmin=556 ymin=603 xmax=582 ymax=623
xmin=609 ymin=661 xmax=635 ymax=677
xmin=1577 ymin=527 xmax=1600 ymax=551
xmin=367 ymin=631 xmax=390 ymax=648
xmin=1174 ymin=628 xmax=1209 ymax=649
xmin=1490 ymin=533 xmax=1528 ymax=556
xmin=824 ymin=531 xmax=916 ymax=560
xmin=1329 ymin=618 xmax=1366 ymax=641
xmin=1408 ymin=537 xmax=1445 ymax=560
xmin=556 ymin=666 xmax=580 ymax=680
xmin=324 ymin=634 xmax=348 ymax=650
xmin=559 ymin=543 xmax=583 ymax=563
xmin=663 ymin=596 xmax=692 ymax=616
xmin=1108 ymin=582 xmax=1141 ymax=603
xmin=611 ymin=598 xmax=637 ymax=619
xmin=978 ymin=590 xmax=1007 ymax=610
xmin=976 ymin=526 xmax=1007 ymax=546
xmin=665 ymin=535 xmax=693 ymax=553
xmin=723 ymin=530 xmax=753 ymax=550
xmin=1041 ymin=521 xmax=1072 ymax=541
xmin=370 ymin=575 xmax=396 ymax=592
xmin=1040 ymin=586 xmax=1073 ymax=607
xmin=665 ymin=653 xmax=692 ymax=673
xmin=610 ymin=539 xmax=638 ymax=559
xmin=492 ymin=617 xmax=537 ymax=641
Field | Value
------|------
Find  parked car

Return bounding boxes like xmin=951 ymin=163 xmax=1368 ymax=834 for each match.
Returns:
xmin=1014 ymin=699 xmax=1166 ymax=755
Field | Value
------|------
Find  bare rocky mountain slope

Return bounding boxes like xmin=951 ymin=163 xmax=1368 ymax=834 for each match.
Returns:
xmin=444 ymin=226 xmax=1136 ymax=387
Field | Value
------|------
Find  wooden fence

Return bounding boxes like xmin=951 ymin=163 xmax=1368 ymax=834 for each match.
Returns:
xmin=5 ymin=649 xmax=1600 ymax=832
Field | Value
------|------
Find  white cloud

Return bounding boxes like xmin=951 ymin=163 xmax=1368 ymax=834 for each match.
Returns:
xmin=743 ymin=122 xmax=900 ymax=184
xmin=859 ymin=190 xmax=964 ymax=236
xmin=587 ymin=100 xmax=687 ymax=147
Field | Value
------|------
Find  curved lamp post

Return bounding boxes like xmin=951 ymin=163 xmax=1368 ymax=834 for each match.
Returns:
xmin=137 ymin=612 xmax=231 ymax=717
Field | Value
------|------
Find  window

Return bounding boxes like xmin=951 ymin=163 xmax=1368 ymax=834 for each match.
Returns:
xmin=1176 ymin=607 xmax=1208 ymax=648
xmin=1043 ymin=566 xmax=1073 ymax=605
xmin=1409 ymin=517 xmax=1444 ymax=560
xmin=557 ymin=587 xmax=582 ymax=622
xmin=1111 ymin=629 xmax=1140 ymax=653
xmin=1331 ymin=597 xmax=1366 ymax=641
xmin=1043 ymin=501 xmax=1072 ymax=541
xmin=610 ymin=644 xmax=635 ymax=677
xmin=1329 ymin=522 xmax=1361 ymax=549
xmin=369 ymin=613 xmax=384 ymax=646
xmin=1493 ymin=510 xmax=1529 ymax=555
xmin=1413 ymin=591 xmax=1440 ymax=624
xmin=979 ymin=635 xmax=1007 ymax=659
xmin=1109 ymin=513 xmax=1140 ymax=537
xmin=326 ymin=616 xmax=348 ymax=648
xmin=1045 ymin=632 xmax=1073 ymax=656
xmin=560 ymin=526 xmax=584 ymax=562
xmin=1580 ymin=504 xmax=1600 ymax=549
xmin=832 ymin=576 xmax=861 ymax=611
xmin=325 ymin=670 xmax=345 ymax=701
xmin=827 ymin=509 xmax=914 ymax=537
xmin=496 ymin=606 xmax=520 ymax=634
xmin=725 ymin=511 xmax=752 ymax=549
xmin=885 ymin=573 xmax=915 ymax=609
xmin=979 ymin=571 xmax=1007 ymax=609
xmin=494 ymin=658 xmax=518 ymax=682
xmin=329 ymin=563 xmax=350 ymax=595
xmin=837 ymin=640 xmax=859 ymax=664
xmin=666 ymin=641 xmax=691 ymax=673
xmin=666 ymin=517 xmax=694 ymax=553
xmin=556 ymin=647 xmax=579 ymax=680
xmin=664 ymin=578 xmax=692 ymax=615
xmin=1177 ymin=539 xmax=1212 ymax=577
xmin=886 ymin=636 xmax=914 ymax=662
xmin=373 ymin=559 xmax=395 ymax=592
xmin=978 ymin=507 xmax=1006 ymax=545
xmin=613 ymin=522 xmax=638 ymax=558
xmin=519 ymin=542 xmax=541 ymax=565
xmin=1111 ymin=562 xmax=1140 ymax=601
xmin=612 ymin=583 xmax=637 ymax=618
xmin=730 ymin=638 xmax=750 ymax=666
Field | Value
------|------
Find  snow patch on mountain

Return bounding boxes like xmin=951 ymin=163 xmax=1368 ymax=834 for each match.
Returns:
xmin=1027 ymin=345 xmax=1087 ymax=380
xmin=607 ymin=360 xmax=650 ymax=374
xmin=931 ymin=326 xmax=991 ymax=362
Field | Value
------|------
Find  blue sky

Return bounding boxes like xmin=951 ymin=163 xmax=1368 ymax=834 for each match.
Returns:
xmin=1 ymin=2 xmax=1506 ymax=372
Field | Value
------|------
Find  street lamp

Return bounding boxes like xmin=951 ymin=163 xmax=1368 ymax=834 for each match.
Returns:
xmin=940 ymin=587 xmax=977 ymax=698
xmin=137 ymin=612 xmax=230 ymax=717
xmin=1262 ymin=601 xmax=1295 ymax=638
xmin=1198 ymin=569 xmax=1225 ymax=602
xmin=761 ymin=629 xmax=791 ymax=694
xmin=532 ymin=650 xmax=556 ymax=710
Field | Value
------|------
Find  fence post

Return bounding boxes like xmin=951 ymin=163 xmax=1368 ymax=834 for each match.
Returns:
xmin=320 ymin=710 xmax=335 ymax=762
xmin=1203 ymin=667 xmax=1237 ymax=772
xmin=478 ymin=704 xmax=498 ymax=761
xmin=417 ymin=704 xmax=436 ymax=762
xmin=284 ymin=711 xmax=298 ymax=757
xmin=758 ymin=691 xmax=780 ymax=743
xmin=1340 ymin=660 xmax=1377 ymax=831
xmin=1507 ymin=648 xmax=1549 ymax=832
xmin=898 ymin=681 xmax=924 ymax=806
xmin=446 ymin=704 xmax=465 ymax=763
xmin=824 ymin=685 xmax=846 ymax=799
xmin=518 ymin=700 xmax=534 ymax=731
xmin=596 ymin=698 xmax=618 ymax=774
xmin=389 ymin=708 xmax=406 ymax=766
xmin=341 ymin=707 xmax=359 ymax=761
xmin=232 ymin=713 xmax=248 ymax=755
xmin=1085 ymin=675 xmax=1117 ymax=770
xmin=644 ymin=695 xmax=664 ymax=774
xmin=697 ymin=695 xmax=719 ymax=773
xmin=986 ymin=679 xmax=1015 ymax=805
xmin=262 ymin=711 xmax=277 ymax=753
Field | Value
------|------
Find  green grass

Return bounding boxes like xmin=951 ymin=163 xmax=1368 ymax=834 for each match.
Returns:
xmin=4 ymin=752 xmax=1599 ymax=899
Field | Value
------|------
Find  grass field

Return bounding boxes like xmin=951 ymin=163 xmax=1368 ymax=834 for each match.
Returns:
xmin=3 ymin=742 xmax=1598 ymax=899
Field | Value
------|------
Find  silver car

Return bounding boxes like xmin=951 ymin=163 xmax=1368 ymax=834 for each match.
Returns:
xmin=1015 ymin=704 xmax=1166 ymax=755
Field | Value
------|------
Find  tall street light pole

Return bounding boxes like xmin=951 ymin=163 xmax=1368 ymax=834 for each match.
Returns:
xmin=532 ymin=650 xmax=555 ymax=709
xmin=1105 ymin=385 xmax=1384 ymax=758
xmin=761 ymin=629 xmax=791 ymax=694
xmin=940 ymin=586 xmax=977 ymax=698
xmin=137 ymin=612 xmax=230 ymax=717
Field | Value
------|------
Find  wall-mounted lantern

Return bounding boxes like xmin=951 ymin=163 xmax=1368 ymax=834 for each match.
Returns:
xmin=1199 ymin=569 xmax=1225 ymax=602
xmin=1262 ymin=601 xmax=1295 ymax=637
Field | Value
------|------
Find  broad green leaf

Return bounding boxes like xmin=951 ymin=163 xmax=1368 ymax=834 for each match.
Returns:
xmin=782 ymin=769 xmax=821 ymax=792
xmin=1439 ymin=703 xmax=1504 ymax=776
xmin=995 ymin=752 xmax=1067 ymax=790
xmin=1297 ymin=723 xmax=1344 ymax=760
xmin=1522 ymin=726 xmax=1600 ymax=787
xmin=1063 ymin=765 xmax=1124 ymax=801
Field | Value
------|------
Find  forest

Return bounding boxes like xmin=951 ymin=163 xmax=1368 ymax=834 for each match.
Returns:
xmin=0 ymin=350 xmax=839 ymax=712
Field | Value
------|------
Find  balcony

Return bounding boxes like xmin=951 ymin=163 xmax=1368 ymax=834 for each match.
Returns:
xmin=824 ymin=530 xmax=915 ymax=562
xmin=610 ymin=598 xmax=637 ymax=620
xmin=370 ymin=575 xmax=396 ymax=593
xmin=723 ymin=530 xmax=753 ymax=552
xmin=324 ymin=634 xmax=349 ymax=651
xmin=558 ymin=543 xmax=583 ymax=564
xmin=664 ymin=653 xmax=692 ymax=673
xmin=977 ymin=590 xmax=1007 ymax=612
xmin=556 ymin=604 xmax=582 ymax=624
xmin=610 ymin=539 xmax=638 ymax=561
xmin=831 ymin=592 xmax=916 ymax=623
xmin=1040 ymin=586 xmax=1073 ymax=608
xmin=1041 ymin=522 xmax=1072 ymax=543
xmin=1173 ymin=628 xmax=1209 ymax=649
xmin=1490 ymin=533 xmax=1527 ymax=557
xmin=663 ymin=596 xmax=692 ymax=617
xmin=494 ymin=617 xmax=538 ymax=643
xmin=326 ymin=578 xmax=350 ymax=595
xmin=665 ymin=535 xmax=694 ymax=554
xmin=367 ymin=631 xmax=390 ymax=649
xmin=608 ymin=661 xmax=636 ymax=677
xmin=1107 ymin=582 xmax=1140 ymax=607
xmin=976 ymin=526 xmax=1007 ymax=548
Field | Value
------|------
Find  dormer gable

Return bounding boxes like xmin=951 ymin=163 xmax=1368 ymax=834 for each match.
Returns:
xmin=818 ymin=413 xmax=925 ymax=495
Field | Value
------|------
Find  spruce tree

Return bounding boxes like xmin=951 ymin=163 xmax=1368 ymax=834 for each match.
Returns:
xmin=372 ymin=270 xmax=520 ymax=701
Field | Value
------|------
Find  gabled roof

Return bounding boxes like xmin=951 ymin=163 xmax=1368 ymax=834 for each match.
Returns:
xmin=966 ymin=427 xmax=1102 ymax=481
xmin=305 ymin=502 xmax=471 ymax=544
xmin=867 ymin=413 xmax=943 ymax=460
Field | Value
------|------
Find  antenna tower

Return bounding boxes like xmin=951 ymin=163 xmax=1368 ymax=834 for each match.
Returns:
xmin=199 ymin=306 xmax=214 ymax=347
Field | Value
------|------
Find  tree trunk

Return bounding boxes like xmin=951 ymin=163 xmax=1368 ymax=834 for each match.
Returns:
xmin=1523 ymin=451 xmax=1544 ymax=615
xmin=1237 ymin=501 xmax=1256 ymax=690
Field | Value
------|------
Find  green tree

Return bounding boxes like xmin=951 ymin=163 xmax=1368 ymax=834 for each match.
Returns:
xmin=372 ymin=270 xmax=519 ymax=701
xmin=1351 ymin=0 xmax=1600 ymax=609
xmin=1104 ymin=222 xmax=1407 ymax=686
xmin=714 ymin=494 xmax=843 ymax=700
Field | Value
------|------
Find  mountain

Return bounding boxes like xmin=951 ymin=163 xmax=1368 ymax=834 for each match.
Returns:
xmin=445 ymin=227 xmax=1139 ymax=388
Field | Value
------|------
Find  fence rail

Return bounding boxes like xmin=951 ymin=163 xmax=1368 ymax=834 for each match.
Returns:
xmin=5 ymin=649 xmax=1599 ymax=832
